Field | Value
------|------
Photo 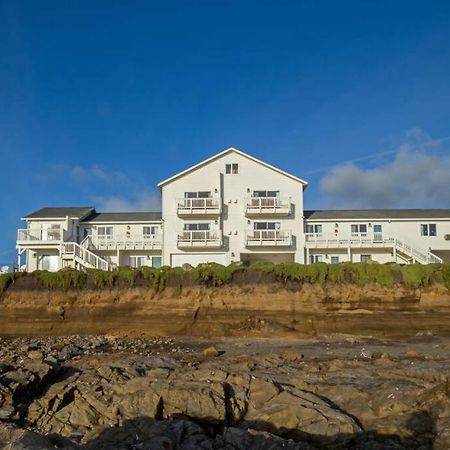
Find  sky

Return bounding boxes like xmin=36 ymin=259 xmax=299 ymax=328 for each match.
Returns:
xmin=1 ymin=0 xmax=450 ymax=264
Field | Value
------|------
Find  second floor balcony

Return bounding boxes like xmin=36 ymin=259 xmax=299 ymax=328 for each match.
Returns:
xmin=177 ymin=198 xmax=221 ymax=216
xmin=246 ymin=229 xmax=292 ymax=247
xmin=17 ymin=227 xmax=62 ymax=244
xmin=177 ymin=230 xmax=222 ymax=248
xmin=87 ymin=234 xmax=162 ymax=251
xmin=245 ymin=196 xmax=291 ymax=216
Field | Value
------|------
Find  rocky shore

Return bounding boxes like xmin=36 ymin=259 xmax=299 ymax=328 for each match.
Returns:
xmin=1 ymin=334 xmax=449 ymax=449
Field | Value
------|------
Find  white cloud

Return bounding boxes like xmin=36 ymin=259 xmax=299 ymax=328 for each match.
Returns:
xmin=320 ymin=129 xmax=450 ymax=208
xmin=95 ymin=190 xmax=161 ymax=212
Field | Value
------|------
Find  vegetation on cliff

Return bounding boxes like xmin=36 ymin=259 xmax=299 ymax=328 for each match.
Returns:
xmin=1 ymin=262 xmax=450 ymax=294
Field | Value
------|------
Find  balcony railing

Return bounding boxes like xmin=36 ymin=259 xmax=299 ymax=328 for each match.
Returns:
xmin=90 ymin=234 xmax=162 ymax=250
xmin=304 ymin=233 xmax=396 ymax=248
xmin=177 ymin=198 xmax=221 ymax=215
xmin=245 ymin=196 xmax=291 ymax=215
xmin=17 ymin=228 xmax=62 ymax=243
xmin=177 ymin=230 xmax=222 ymax=248
xmin=246 ymin=229 xmax=292 ymax=246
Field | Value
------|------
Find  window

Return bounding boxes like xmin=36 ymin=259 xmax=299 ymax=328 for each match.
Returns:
xmin=129 ymin=256 xmax=145 ymax=268
xmin=184 ymin=191 xmax=211 ymax=198
xmin=360 ymin=255 xmax=372 ymax=263
xmin=309 ymin=255 xmax=323 ymax=264
xmin=253 ymin=190 xmax=279 ymax=198
xmin=420 ymin=224 xmax=437 ymax=237
xmin=305 ymin=224 xmax=322 ymax=234
xmin=143 ymin=226 xmax=159 ymax=236
xmin=225 ymin=163 xmax=238 ymax=174
xmin=351 ymin=224 xmax=368 ymax=235
xmin=330 ymin=256 xmax=340 ymax=264
xmin=152 ymin=256 xmax=162 ymax=268
xmin=254 ymin=222 xmax=280 ymax=230
xmin=98 ymin=226 xmax=113 ymax=238
xmin=184 ymin=223 xmax=210 ymax=231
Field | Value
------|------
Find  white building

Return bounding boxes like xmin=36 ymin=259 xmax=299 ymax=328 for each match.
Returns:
xmin=16 ymin=148 xmax=450 ymax=271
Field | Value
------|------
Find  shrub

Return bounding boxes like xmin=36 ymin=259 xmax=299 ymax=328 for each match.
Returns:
xmin=116 ymin=267 xmax=138 ymax=287
xmin=86 ymin=269 xmax=116 ymax=289
xmin=0 ymin=273 xmax=13 ymax=293
xmin=400 ymin=264 xmax=442 ymax=288
xmin=35 ymin=269 xmax=87 ymax=290
xmin=190 ymin=263 xmax=244 ymax=286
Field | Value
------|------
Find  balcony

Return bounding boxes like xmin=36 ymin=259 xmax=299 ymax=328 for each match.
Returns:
xmin=245 ymin=197 xmax=291 ymax=216
xmin=17 ymin=228 xmax=62 ymax=244
xmin=177 ymin=230 xmax=222 ymax=248
xmin=304 ymin=233 xmax=396 ymax=248
xmin=246 ymin=229 xmax=292 ymax=247
xmin=177 ymin=198 xmax=221 ymax=216
xmin=89 ymin=234 xmax=162 ymax=251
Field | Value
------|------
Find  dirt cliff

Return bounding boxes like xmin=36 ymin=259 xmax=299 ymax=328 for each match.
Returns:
xmin=1 ymin=278 xmax=450 ymax=338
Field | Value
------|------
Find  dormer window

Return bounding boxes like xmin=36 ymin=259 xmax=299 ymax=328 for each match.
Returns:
xmin=225 ymin=163 xmax=239 ymax=174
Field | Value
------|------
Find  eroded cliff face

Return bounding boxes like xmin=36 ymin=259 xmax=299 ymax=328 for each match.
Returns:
xmin=1 ymin=281 xmax=450 ymax=338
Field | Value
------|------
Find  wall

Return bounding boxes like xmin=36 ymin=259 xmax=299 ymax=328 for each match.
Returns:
xmin=161 ymin=151 xmax=305 ymax=266
xmin=305 ymin=217 xmax=450 ymax=263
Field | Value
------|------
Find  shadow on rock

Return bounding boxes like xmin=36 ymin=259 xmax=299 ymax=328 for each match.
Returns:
xmin=75 ymin=412 xmax=436 ymax=450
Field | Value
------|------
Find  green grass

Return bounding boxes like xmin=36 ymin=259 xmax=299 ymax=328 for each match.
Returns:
xmin=1 ymin=262 xmax=449 ymax=295
xmin=35 ymin=269 xmax=87 ymax=290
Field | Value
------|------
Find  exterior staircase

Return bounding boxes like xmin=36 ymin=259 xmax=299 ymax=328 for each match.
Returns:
xmin=393 ymin=236 xmax=442 ymax=264
xmin=61 ymin=241 xmax=115 ymax=271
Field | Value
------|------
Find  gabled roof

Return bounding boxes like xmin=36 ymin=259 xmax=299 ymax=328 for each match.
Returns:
xmin=304 ymin=209 xmax=450 ymax=221
xmin=23 ymin=207 xmax=95 ymax=220
xmin=157 ymin=147 xmax=308 ymax=188
xmin=81 ymin=212 xmax=162 ymax=223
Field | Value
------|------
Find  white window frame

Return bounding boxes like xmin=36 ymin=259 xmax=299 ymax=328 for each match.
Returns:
xmin=420 ymin=223 xmax=437 ymax=237
xmin=309 ymin=255 xmax=323 ymax=264
xmin=143 ymin=226 xmax=159 ymax=237
xmin=254 ymin=222 xmax=281 ymax=230
xmin=184 ymin=223 xmax=210 ymax=231
xmin=351 ymin=224 xmax=368 ymax=236
xmin=360 ymin=254 xmax=372 ymax=263
xmin=305 ymin=224 xmax=322 ymax=234
xmin=97 ymin=226 xmax=114 ymax=239
xmin=253 ymin=190 xmax=279 ymax=198
xmin=225 ymin=163 xmax=238 ymax=174
xmin=129 ymin=256 xmax=145 ymax=268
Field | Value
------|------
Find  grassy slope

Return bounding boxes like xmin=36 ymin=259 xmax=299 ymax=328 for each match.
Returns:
xmin=1 ymin=262 xmax=450 ymax=294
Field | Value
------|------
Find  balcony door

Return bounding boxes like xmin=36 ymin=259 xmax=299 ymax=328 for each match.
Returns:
xmin=373 ymin=224 xmax=383 ymax=242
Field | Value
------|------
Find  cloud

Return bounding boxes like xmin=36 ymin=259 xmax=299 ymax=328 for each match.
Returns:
xmin=320 ymin=129 xmax=450 ymax=208
xmin=34 ymin=163 xmax=129 ymax=185
xmin=95 ymin=190 xmax=161 ymax=212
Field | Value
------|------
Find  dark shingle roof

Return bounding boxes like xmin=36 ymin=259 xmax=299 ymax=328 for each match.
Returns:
xmin=81 ymin=212 xmax=162 ymax=223
xmin=23 ymin=207 xmax=95 ymax=219
xmin=304 ymin=209 xmax=450 ymax=220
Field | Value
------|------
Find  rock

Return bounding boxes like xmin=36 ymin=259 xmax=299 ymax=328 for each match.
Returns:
xmin=27 ymin=350 xmax=44 ymax=360
xmin=203 ymin=346 xmax=220 ymax=357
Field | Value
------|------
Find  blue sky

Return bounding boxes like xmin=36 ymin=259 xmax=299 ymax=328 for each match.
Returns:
xmin=1 ymin=0 xmax=450 ymax=264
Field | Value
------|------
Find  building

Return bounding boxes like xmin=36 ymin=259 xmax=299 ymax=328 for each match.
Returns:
xmin=16 ymin=148 xmax=450 ymax=271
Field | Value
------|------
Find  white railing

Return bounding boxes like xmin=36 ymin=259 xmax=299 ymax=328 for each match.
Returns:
xmin=17 ymin=228 xmax=62 ymax=242
xmin=177 ymin=198 xmax=221 ymax=214
xmin=394 ymin=236 xmax=443 ymax=264
xmin=305 ymin=233 xmax=395 ymax=247
xmin=61 ymin=242 xmax=115 ymax=271
xmin=177 ymin=230 xmax=222 ymax=247
xmin=90 ymin=234 xmax=162 ymax=250
xmin=245 ymin=196 xmax=291 ymax=214
xmin=246 ymin=229 xmax=292 ymax=246
xmin=305 ymin=233 xmax=443 ymax=264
